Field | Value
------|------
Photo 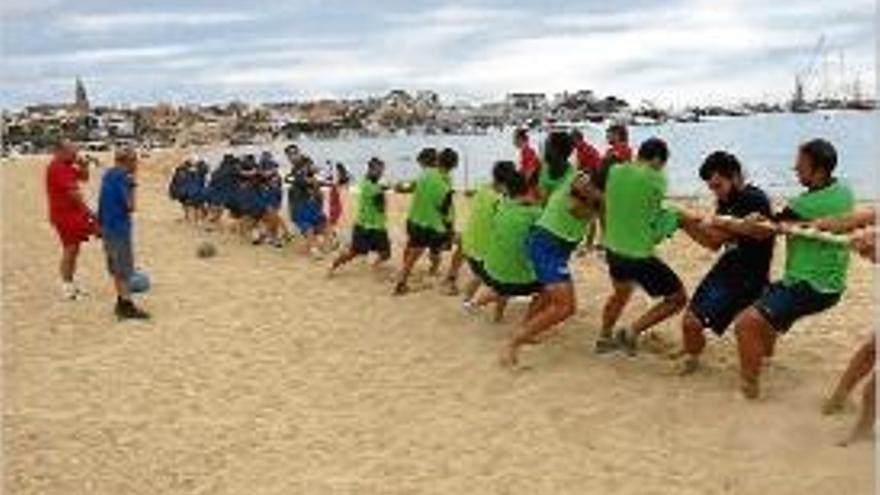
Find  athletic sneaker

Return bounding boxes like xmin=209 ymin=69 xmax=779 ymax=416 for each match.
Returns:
xmin=615 ymin=327 xmax=638 ymax=357
xmin=461 ymin=300 xmax=480 ymax=315
xmin=115 ymin=299 xmax=151 ymax=320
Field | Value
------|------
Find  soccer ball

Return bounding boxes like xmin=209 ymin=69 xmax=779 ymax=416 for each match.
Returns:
xmin=129 ymin=270 xmax=151 ymax=293
xmin=196 ymin=241 xmax=218 ymax=258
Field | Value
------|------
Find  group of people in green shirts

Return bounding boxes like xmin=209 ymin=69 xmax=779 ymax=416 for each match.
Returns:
xmin=325 ymin=129 xmax=874 ymax=445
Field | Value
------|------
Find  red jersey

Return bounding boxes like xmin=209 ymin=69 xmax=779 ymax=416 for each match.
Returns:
xmin=574 ymin=140 xmax=602 ymax=171
xmin=46 ymin=157 xmax=94 ymax=246
xmin=519 ymin=144 xmax=540 ymax=179
xmin=605 ymin=142 xmax=633 ymax=163
xmin=46 ymin=158 xmax=86 ymax=223
xmin=327 ymin=184 xmax=342 ymax=225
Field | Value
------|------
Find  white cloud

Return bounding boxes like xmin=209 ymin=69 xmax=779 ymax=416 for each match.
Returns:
xmin=59 ymin=11 xmax=259 ymax=32
xmin=5 ymin=45 xmax=191 ymax=66
xmin=1 ymin=0 xmax=874 ymax=107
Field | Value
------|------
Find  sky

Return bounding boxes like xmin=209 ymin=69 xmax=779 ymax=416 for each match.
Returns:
xmin=0 ymin=0 xmax=876 ymax=109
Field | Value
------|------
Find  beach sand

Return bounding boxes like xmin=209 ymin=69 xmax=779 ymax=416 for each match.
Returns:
xmin=2 ymin=151 xmax=875 ymax=494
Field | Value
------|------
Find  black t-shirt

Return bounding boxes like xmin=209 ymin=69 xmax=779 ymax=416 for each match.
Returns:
xmin=712 ymin=184 xmax=774 ymax=281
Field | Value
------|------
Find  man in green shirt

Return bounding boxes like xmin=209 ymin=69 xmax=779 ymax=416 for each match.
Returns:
xmin=500 ymin=171 xmax=601 ymax=367
xmin=537 ymin=131 xmax=576 ymax=202
xmin=726 ymin=139 xmax=854 ymax=399
xmin=598 ymin=138 xmax=687 ymax=355
xmin=467 ymin=170 xmax=543 ymax=322
xmin=445 ymin=160 xmax=517 ymax=300
xmin=328 ymin=158 xmax=390 ymax=276
xmin=394 ymin=148 xmax=458 ymax=295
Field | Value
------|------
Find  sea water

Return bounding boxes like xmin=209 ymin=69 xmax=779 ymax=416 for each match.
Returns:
xmin=208 ymin=110 xmax=878 ymax=200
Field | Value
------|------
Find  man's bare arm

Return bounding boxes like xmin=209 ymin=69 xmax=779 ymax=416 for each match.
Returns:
xmin=813 ymin=207 xmax=876 ymax=233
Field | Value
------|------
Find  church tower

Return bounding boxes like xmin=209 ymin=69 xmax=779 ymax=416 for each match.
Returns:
xmin=74 ymin=76 xmax=90 ymax=115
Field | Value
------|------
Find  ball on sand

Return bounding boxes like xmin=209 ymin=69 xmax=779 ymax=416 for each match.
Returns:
xmin=197 ymin=241 xmax=218 ymax=259
xmin=129 ymin=270 xmax=151 ymax=293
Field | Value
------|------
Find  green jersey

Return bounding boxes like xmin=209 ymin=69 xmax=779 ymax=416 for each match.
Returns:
xmin=535 ymin=174 xmax=592 ymax=245
xmin=484 ymin=199 xmax=543 ymax=284
xmin=603 ymin=162 xmax=679 ymax=258
xmin=356 ymin=178 xmax=386 ymax=230
xmin=783 ymin=181 xmax=855 ymax=293
xmin=461 ymin=184 xmax=500 ymax=261
xmin=538 ymin=161 xmax=575 ymax=200
xmin=407 ymin=168 xmax=451 ymax=233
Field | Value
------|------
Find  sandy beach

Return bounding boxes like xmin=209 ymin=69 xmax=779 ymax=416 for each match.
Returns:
xmin=2 ymin=150 xmax=874 ymax=494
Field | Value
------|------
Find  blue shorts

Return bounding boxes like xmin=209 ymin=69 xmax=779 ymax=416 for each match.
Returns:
xmin=754 ymin=281 xmax=842 ymax=333
xmin=606 ymin=249 xmax=683 ymax=298
xmin=102 ymin=234 xmax=134 ymax=281
xmin=238 ymin=188 xmax=264 ymax=219
xmin=293 ymin=201 xmax=326 ymax=235
xmin=527 ymin=227 xmax=576 ymax=286
xmin=691 ymin=269 xmax=767 ymax=335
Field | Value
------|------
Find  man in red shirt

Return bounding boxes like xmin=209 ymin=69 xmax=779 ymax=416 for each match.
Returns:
xmin=605 ymin=123 xmax=633 ymax=163
xmin=513 ymin=128 xmax=540 ymax=197
xmin=46 ymin=141 xmax=97 ymax=300
xmin=571 ymin=129 xmax=602 ymax=172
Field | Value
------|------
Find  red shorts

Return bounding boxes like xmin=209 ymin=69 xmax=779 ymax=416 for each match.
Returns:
xmin=52 ymin=215 xmax=94 ymax=247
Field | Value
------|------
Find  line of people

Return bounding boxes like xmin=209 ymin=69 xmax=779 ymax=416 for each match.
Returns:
xmin=169 ymin=146 xmax=349 ymax=255
xmin=167 ymin=128 xmax=874 ymax=445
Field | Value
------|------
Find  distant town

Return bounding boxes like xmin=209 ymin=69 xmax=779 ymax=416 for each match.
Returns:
xmin=2 ymin=76 xmax=876 ymax=156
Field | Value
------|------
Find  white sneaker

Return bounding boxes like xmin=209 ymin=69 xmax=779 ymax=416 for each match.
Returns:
xmin=61 ymin=282 xmax=78 ymax=301
xmin=462 ymin=300 xmax=480 ymax=315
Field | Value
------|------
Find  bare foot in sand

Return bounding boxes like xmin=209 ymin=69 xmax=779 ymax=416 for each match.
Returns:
xmin=822 ymin=395 xmax=846 ymax=415
xmin=499 ymin=343 xmax=519 ymax=368
xmin=676 ymin=356 xmax=701 ymax=376
xmin=837 ymin=425 xmax=874 ymax=447
xmin=393 ymin=281 xmax=409 ymax=296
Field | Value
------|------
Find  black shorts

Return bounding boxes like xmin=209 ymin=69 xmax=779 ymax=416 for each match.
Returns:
xmin=606 ymin=249 xmax=683 ymax=298
xmin=754 ymin=281 xmax=842 ymax=333
xmin=483 ymin=273 xmax=541 ymax=297
xmin=438 ymin=230 xmax=456 ymax=252
xmin=406 ymin=221 xmax=447 ymax=252
xmin=351 ymin=226 xmax=391 ymax=256
xmin=466 ymin=256 xmax=489 ymax=283
xmin=691 ymin=269 xmax=767 ymax=335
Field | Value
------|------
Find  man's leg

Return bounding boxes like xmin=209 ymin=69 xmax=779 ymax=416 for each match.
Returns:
xmin=493 ymin=297 xmax=509 ymax=323
xmin=328 ymin=248 xmax=360 ymax=277
xmin=524 ymin=291 xmax=551 ymax=322
xmin=733 ymin=307 xmax=775 ymax=399
xmin=679 ymin=309 xmax=707 ymax=374
xmin=599 ymin=281 xmax=635 ymax=343
xmin=463 ymin=277 xmax=482 ymax=302
xmin=501 ymin=283 xmax=576 ymax=366
xmin=395 ymin=245 xmax=425 ymax=294
xmin=60 ymin=243 xmax=80 ymax=283
xmin=631 ymin=287 xmax=688 ymax=337
xmin=107 ymin=237 xmax=150 ymax=320
xmin=824 ymin=338 xmax=876 ymax=414
xmin=428 ymin=251 xmax=442 ymax=276
xmin=844 ymin=373 xmax=875 ymax=445
xmin=443 ymin=241 xmax=464 ymax=295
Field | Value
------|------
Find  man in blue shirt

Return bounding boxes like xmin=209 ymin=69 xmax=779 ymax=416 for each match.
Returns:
xmin=98 ymin=147 xmax=150 ymax=320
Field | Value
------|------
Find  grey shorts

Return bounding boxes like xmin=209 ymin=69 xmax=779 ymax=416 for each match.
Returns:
xmin=103 ymin=235 xmax=134 ymax=280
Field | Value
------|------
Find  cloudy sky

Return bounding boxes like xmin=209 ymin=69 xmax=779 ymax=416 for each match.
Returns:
xmin=1 ymin=0 xmax=875 ymax=109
